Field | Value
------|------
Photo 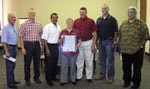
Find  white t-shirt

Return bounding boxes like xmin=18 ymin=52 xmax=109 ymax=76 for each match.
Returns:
xmin=41 ymin=23 xmax=61 ymax=44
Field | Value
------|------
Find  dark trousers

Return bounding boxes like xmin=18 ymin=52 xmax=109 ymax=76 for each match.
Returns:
xmin=24 ymin=42 xmax=41 ymax=80
xmin=45 ymin=44 xmax=59 ymax=83
xmin=122 ymin=48 xmax=144 ymax=86
xmin=5 ymin=45 xmax=17 ymax=85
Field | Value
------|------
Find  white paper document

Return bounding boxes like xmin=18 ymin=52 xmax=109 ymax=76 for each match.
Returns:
xmin=119 ymin=54 xmax=122 ymax=61
xmin=62 ymin=35 xmax=76 ymax=52
xmin=3 ymin=55 xmax=16 ymax=62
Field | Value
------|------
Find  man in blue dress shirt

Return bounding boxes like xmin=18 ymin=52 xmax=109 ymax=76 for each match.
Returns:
xmin=1 ymin=11 xmax=20 ymax=89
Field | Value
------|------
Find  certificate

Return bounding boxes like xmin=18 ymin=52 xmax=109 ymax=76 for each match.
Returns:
xmin=3 ymin=55 xmax=16 ymax=62
xmin=62 ymin=35 xmax=76 ymax=52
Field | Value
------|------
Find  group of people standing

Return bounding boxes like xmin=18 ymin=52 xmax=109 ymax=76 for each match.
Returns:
xmin=1 ymin=4 xmax=149 ymax=89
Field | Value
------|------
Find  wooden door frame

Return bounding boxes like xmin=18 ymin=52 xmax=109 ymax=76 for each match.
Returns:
xmin=140 ymin=0 xmax=147 ymax=22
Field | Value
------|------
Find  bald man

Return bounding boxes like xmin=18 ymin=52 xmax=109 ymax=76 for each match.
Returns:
xmin=95 ymin=4 xmax=118 ymax=84
xmin=1 ymin=12 xmax=20 ymax=89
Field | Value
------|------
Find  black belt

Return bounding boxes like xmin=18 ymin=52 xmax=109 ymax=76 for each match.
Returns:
xmin=24 ymin=41 xmax=39 ymax=44
xmin=82 ymin=38 xmax=92 ymax=41
xmin=48 ymin=43 xmax=58 ymax=45
xmin=7 ymin=44 xmax=17 ymax=47
xmin=100 ymin=37 xmax=113 ymax=41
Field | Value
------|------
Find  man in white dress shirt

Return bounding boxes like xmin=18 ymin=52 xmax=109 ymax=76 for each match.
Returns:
xmin=41 ymin=13 xmax=61 ymax=86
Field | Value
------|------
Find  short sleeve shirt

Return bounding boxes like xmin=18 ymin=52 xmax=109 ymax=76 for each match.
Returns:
xmin=96 ymin=15 xmax=118 ymax=39
xmin=118 ymin=19 xmax=149 ymax=54
xmin=74 ymin=17 xmax=97 ymax=41
xmin=1 ymin=23 xmax=18 ymax=45
xmin=18 ymin=19 xmax=42 ymax=41
xmin=41 ymin=23 xmax=61 ymax=44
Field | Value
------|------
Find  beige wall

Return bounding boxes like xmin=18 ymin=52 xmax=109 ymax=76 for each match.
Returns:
xmin=3 ymin=0 xmax=11 ymax=26
xmin=147 ymin=0 xmax=150 ymax=28
xmin=3 ymin=0 xmax=137 ymax=29
xmin=145 ymin=0 xmax=150 ymax=53
xmin=0 ymin=0 xmax=2 ymax=28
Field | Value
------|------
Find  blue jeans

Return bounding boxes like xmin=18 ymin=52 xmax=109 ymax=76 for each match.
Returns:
xmin=99 ymin=39 xmax=115 ymax=80
xmin=5 ymin=45 xmax=17 ymax=85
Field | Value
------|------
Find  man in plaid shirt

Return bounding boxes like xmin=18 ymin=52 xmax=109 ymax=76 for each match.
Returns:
xmin=19 ymin=8 xmax=43 ymax=87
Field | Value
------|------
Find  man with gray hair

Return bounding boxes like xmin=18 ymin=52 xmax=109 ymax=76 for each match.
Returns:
xmin=1 ymin=11 xmax=20 ymax=89
xmin=118 ymin=6 xmax=149 ymax=89
xmin=19 ymin=8 xmax=43 ymax=86
xmin=95 ymin=4 xmax=118 ymax=84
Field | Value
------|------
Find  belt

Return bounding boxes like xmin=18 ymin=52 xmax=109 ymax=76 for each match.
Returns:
xmin=100 ymin=37 xmax=113 ymax=41
xmin=48 ymin=43 xmax=58 ymax=45
xmin=24 ymin=41 xmax=39 ymax=44
xmin=7 ymin=44 xmax=17 ymax=47
xmin=82 ymin=38 xmax=92 ymax=41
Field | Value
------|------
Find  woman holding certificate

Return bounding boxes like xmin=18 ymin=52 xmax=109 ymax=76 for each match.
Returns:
xmin=59 ymin=18 xmax=81 ymax=86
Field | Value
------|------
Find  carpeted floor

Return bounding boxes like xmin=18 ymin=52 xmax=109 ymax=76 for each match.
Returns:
xmin=0 ymin=49 xmax=150 ymax=89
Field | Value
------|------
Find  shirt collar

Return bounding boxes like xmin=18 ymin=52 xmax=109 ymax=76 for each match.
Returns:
xmin=65 ymin=28 xmax=74 ymax=33
xmin=8 ymin=23 xmax=17 ymax=32
xmin=28 ymin=19 xmax=35 ymax=23
xmin=50 ymin=22 xmax=58 ymax=27
xmin=8 ymin=23 xmax=15 ymax=27
xmin=102 ymin=14 xmax=110 ymax=20
xmin=128 ymin=18 xmax=137 ymax=24
xmin=80 ymin=16 xmax=88 ymax=20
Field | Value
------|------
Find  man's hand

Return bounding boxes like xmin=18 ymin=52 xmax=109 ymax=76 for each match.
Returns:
xmin=91 ymin=44 xmax=97 ymax=53
xmin=111 ymin=43 xmax=115 ymax=51
xmin=46 ymin=49 xmax=50 ymax=56
xmin=22 ymin=48 xmax=26 ymax=55
xmin=5 ymin=51 xmax=10 ymax=58
xmin=40 ymin=45 xmax=44 ymax=53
